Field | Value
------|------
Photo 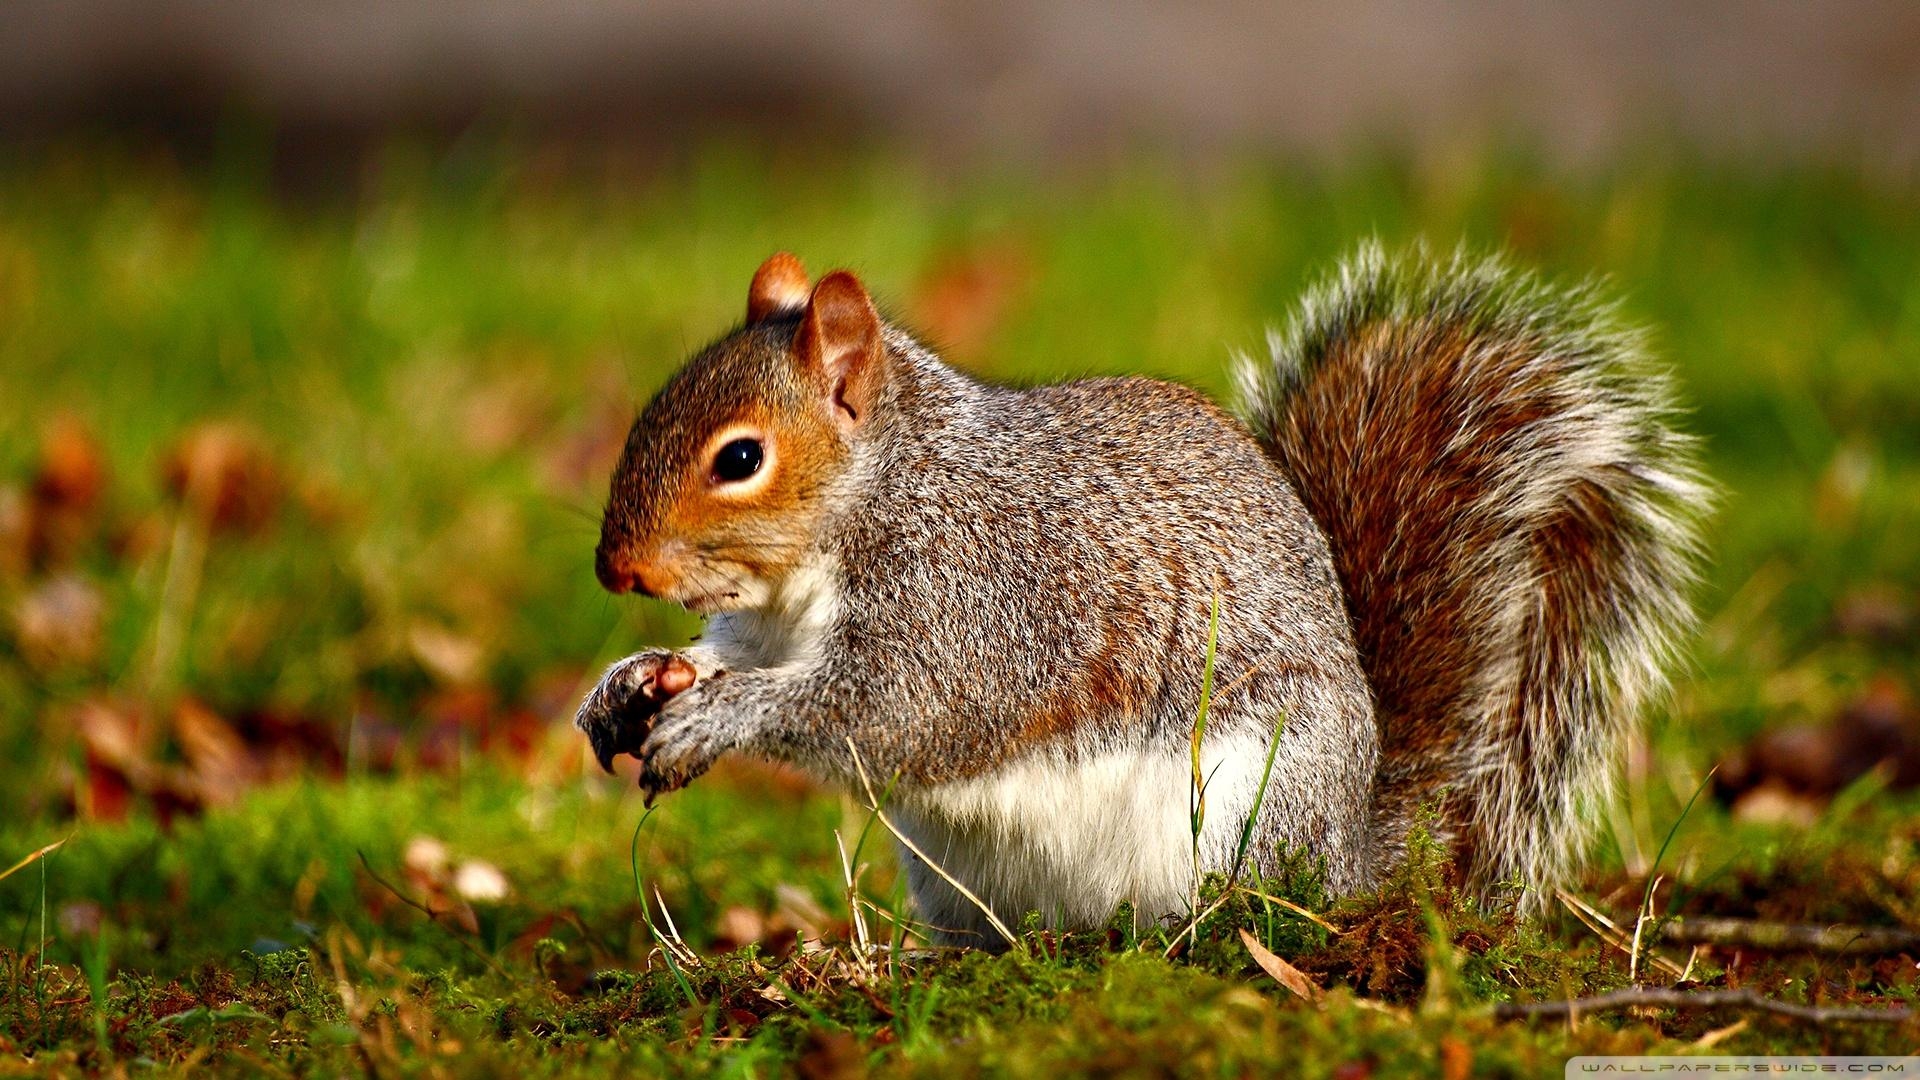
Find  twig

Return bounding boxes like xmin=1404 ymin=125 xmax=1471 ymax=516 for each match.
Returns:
xmin=845 ymin=739 xmax=1018 ymax=947
xmin=1629 ymin=873 xmax=1663 ymax=984
xmin=1556 ymin=889 xmax=1685 ymax=978
xmin=1165 ymin=889 xmax=1237 ymax=959
xmin=1678 ymin=944 xmax=1702 ymax=983
xmin=1492 ymin=987 xmax=1913 ymax=1025
xmin=834 ymin=830 xmax=872 ymax=968
xmin=1657 ymin=916 xmax=1920 ymax=955
xmin=651 ymin=885 xmax=699 ymax=968
xmin=1235 ymin=887 xmax=1341 ymax=935
xmin=1160 ymin=882 xmax=1339 ymax=960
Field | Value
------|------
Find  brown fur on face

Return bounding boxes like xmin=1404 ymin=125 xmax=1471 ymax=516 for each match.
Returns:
xmin=595 ymin=320 xmax=850 ymax=611
xmin=595 ymin=255 xmax=892 ymax=612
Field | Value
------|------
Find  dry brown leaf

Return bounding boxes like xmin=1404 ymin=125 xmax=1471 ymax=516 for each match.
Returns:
xmin=173 ymin=698 xmax=256 ymax=805
xmin=34 ymin=415 xmax=107 ymax=512
xmin=12 ymin=574 xmax=104 ymax=668
xmin=1715 ymin=676 xmax=1920 ymax=812
xmin=160 ymin=421 xmax=281 ymax=535
xmin=909 ymin=240 xmax=1031 ymax=362
xmin=1239 ymin=927 xmax=1322 ymax=1002
xmin=1834 ymin=585 xmax=1914 ymax=644
xmin=29 ymin=415 xmax=108 ymax=566
xmin=714 ymin=906 xmax=770 ymax=948
xmin=776 ymin=882 xmax=838 ymax=942
xmin=75 ymin=699 xmax=151 ymax=772
xmin=409 ymin=623 xmax=486 ymax=685
xmin=453 ymin=860 xmax=510 ymax=903
xmin=0 ymin=484 xmax=29 ymax=578
xmin=1730 ymin=783 xmax=1823 ymax=828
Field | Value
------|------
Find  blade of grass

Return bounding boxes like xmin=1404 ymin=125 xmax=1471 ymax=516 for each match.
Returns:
xmin=1187 ymin=593 xmax=1221 ymax=954
xmin=0 ymin=837 xmax=68 ymax=886
xmin=1228 ymin=713 xmax=1285 ymax=883
xmin=630 ymin=808 xmax=698 ymax=1006
xmin=1633 ymin=766 xmax=1716 ymax=981
xmin=1189 ymin=594 xmax=1221 ymax=844
xmin=848 ymin=768 xmax=904 ymax=877
xmin=846 ymin=738 xmax=1017 ymax=947
xmin=1234 ymin=886 xmax=1340 ymax=935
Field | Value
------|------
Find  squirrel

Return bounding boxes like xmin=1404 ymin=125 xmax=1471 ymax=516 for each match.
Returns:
xmin=575 ymin=245 xmax=1709 ymax=946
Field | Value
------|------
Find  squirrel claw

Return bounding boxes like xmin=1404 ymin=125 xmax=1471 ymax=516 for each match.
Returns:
xmin=575 ymin=650 xmax=698 ymax=777
xmin=637 ymin=759 xmax=707 ymax=803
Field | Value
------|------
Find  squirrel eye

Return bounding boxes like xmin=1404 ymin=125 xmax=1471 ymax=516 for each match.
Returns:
xmin=711 ymin=437 xmax=765 ymax=483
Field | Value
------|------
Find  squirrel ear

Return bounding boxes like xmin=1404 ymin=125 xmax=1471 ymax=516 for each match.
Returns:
xmin=747 ymin=252 xmax=811 ymax=323
xmin=795 ymin=270 xmax=885 ymax=431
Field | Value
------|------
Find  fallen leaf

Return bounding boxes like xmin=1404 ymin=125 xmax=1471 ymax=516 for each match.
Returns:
xmin=909 ymin=240 xmax=1031 ymax=363
xmin=775 ymin=883 xmax=838 ymax=943
xmin=12 ymin=574 xmax=104 ymax=669
xmin=410 ymin=627 xmax=487 ymax=686
xmin=174 ymin=698 xmax=257 ymax=806
xmin=1240 ymin=927 xmax=1322 ymax=1001
xmin=1729 ymin=783 xmax=1823 ymax=828
xmin=0 ymin=484 xmax=28 ymax=578
xmin=1716 ymin=677 xmax=1920 ymax=809
xmin=714 ymin=905 xmax=769 ymax=949
xmin=159 ymin=422 xmax=281 ymax=536
xmin=405 ymin=836 xmax=451 ymax=877
xmin=29 ymin=415 xmax=108 ymax=566
xmin=1834 ymin=585 xmax=1914 ymax=645
xmin=33 ymin=415 xmax=106 ymax=512
xmin=453 ymin=859 xmax=510 ymax=903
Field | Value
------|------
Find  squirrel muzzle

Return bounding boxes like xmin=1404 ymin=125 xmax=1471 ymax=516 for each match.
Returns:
xmin=594 ymin=544 xmax=675 ymax=599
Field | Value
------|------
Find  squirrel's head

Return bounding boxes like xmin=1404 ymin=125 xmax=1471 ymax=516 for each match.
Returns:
xmin=594 ymin=253 xmax=888 ymax=612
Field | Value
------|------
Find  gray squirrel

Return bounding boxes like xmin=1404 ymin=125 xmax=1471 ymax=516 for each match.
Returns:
xmin=574 ymin=245 xmax=1708 ymax=946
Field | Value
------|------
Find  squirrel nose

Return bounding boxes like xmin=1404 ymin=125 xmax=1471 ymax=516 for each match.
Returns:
xmin=596 ymin=557 xmax=637 ymax=595
xmin=595 ymin=547 xmax=673 ymax=598
xmin=595 ymin=547 xmax=643 ymax=595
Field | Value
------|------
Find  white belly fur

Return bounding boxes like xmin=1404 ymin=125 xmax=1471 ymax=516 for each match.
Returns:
xmin=892 ymin=729 xmax=1274 ymax=938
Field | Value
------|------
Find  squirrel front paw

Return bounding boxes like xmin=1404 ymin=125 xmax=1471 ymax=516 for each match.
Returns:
xmin=575 ymin=650 xmax=698 ymax=774
xmin=637 ymin=689 xmax=735 ymax=803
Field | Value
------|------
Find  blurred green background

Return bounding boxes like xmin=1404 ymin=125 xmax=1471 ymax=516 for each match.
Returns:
xmin=5 ymin=142 xmax=1917 ymax=798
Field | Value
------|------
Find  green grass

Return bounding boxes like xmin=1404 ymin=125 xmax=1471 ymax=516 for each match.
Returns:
xmin=2 ymin=137 xmax=1919 ymax=1075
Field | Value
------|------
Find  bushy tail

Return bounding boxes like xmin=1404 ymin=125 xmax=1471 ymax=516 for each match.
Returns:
xmin=1236 ymin=244 xmax=1710 ymax=905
